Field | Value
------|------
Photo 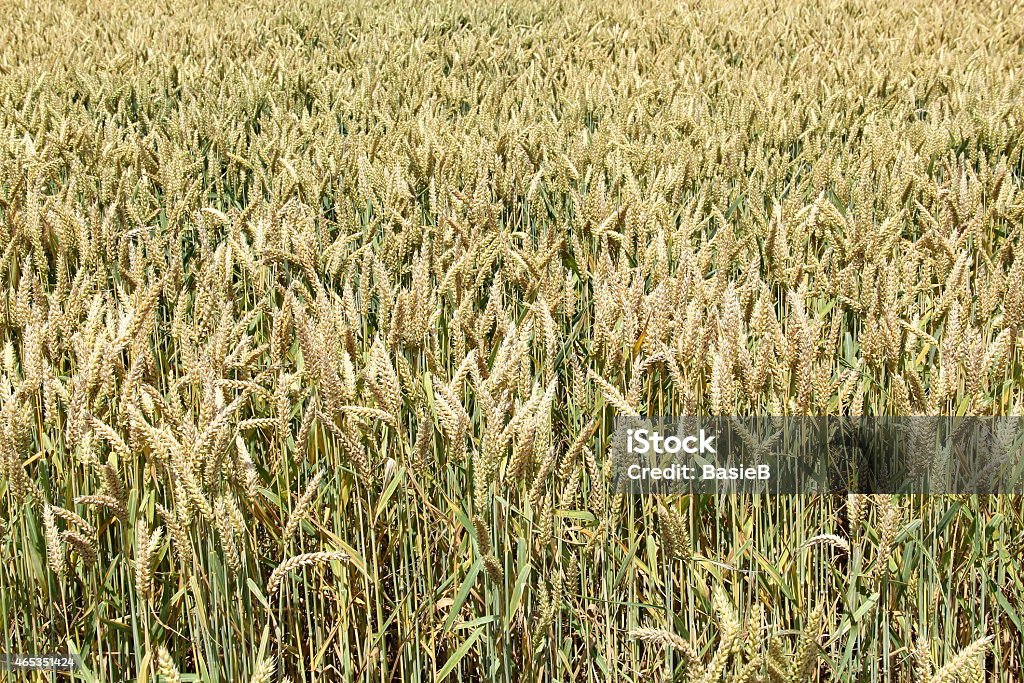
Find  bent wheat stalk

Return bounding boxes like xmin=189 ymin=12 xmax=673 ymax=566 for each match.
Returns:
xmin=267 ymin=551 xmax=349 ymax=595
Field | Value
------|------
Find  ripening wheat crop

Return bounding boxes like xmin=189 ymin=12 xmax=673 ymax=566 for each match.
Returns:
xmin=1 ymin=0 xmax=1023 ymax=680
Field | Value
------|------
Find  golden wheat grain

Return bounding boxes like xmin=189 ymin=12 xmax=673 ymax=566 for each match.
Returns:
xmin=266 ymin=551 xmax=349 ymax=595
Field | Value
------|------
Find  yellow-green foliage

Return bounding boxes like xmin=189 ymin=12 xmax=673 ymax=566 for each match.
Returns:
xmin=0 ymin=0 xmax=1022 ymax=680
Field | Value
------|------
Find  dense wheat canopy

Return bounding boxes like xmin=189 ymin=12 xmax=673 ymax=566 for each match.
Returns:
xmin=1 ymin=0 xmax=1023 ymax=680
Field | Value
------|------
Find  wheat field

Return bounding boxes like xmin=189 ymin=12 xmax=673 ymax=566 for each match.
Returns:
xmin=1 ymin=0 xmax=1023 ymax=680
